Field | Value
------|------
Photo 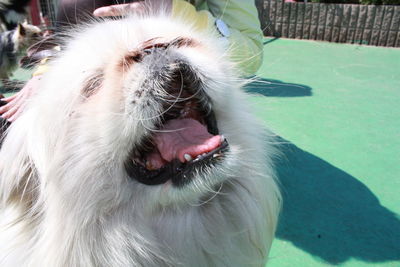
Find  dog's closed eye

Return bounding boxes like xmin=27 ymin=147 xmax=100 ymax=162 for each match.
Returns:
xmin=120 ymin=37 xmax=198 ymax=70
xmin=81 ymin=70 xmax=104 ymax=99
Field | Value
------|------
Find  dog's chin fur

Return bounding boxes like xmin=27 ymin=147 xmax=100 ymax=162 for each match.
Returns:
xmin=0 ymin=13 xmax=280 ymax=267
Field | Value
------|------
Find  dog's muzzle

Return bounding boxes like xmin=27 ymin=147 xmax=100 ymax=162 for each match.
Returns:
xmin=124 ymin=46 xmax=229 ymax=187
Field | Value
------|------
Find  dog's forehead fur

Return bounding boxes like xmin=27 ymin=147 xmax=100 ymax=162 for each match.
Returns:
xmin=64 ymin=16 xmax=226 ymax=76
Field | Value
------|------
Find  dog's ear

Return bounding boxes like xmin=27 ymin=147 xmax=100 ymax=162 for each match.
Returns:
xmin=0 ymin=121 xmax=38 ymax=210
xmin=17 ymin=23 xmax=26 ymax=36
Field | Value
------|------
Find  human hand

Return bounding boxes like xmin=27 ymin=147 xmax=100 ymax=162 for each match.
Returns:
xmin=0 ymin=75 xmax=42 ymax=122
xmin=93 ymin=0 xmax=172 ymax=17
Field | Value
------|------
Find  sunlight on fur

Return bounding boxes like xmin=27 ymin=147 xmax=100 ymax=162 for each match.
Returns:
xmin=0 ymin=12 xmax=280 ymax=267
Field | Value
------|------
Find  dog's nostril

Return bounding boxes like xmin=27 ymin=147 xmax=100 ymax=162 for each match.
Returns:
xmin=119 ymin=51 xmax=145 ymax=70
xmin=120 ymin=46 xmax=166 ymax=70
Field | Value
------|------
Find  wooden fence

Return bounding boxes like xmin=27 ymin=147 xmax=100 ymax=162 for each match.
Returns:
xmin=256 ymin=0 xmax=400 ymax=47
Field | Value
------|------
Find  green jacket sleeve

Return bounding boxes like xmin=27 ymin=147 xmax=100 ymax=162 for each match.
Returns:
xmin=206 ymin=0 xmax=264 ymax=76
xmin=172 ymin=0 xmax=264 ymax=76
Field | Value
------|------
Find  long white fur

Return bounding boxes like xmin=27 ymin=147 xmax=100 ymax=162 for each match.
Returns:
xmin=0 ymin=13 xmax=280 ymax=267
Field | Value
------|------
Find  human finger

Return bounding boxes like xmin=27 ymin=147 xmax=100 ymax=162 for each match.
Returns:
xmin=1 ymin=93 xmax=18 ymax=103
xmin=8 ymin=106 xmax=25 ymax=122
xmin=93 ymin=2 xmax=145 ymax=17
xmin=1 ymin=104 xmax=19 ymax=120
xmin=0 ymin=101 xmax=16 ymax=115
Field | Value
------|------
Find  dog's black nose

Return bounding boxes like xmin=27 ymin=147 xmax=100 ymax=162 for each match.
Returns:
xmin=164 ymin=61 xmax=199 ymax=94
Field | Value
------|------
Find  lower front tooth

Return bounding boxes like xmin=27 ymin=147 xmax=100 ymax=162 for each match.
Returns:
xmin=184 ymin=154 xmax=193 ymax=162
xmin=220 ymin=135 xmax=225 ymax=142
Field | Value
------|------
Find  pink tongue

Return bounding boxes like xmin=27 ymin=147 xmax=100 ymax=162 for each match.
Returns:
xmin=146 ymin=118 xmax=221 ymax=169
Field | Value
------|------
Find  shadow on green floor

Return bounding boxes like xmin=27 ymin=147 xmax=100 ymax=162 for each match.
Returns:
xmin=245 ymin=78 xmax=312 ymax=97
xmin=263 ymin=38 xmax=280 ymax=46
xmin=274 ymin=138 xmax=400 ymax=264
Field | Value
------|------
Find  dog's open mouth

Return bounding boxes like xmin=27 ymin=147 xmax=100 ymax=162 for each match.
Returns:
xmin=125 ymin=63 xmax=229 ymax=187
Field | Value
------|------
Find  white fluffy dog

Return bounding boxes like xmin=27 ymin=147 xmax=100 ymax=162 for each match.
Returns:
xmin=0 ymin=13 xmax=280 ymax=267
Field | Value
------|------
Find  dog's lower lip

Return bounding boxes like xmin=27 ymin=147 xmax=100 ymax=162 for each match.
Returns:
xmin=125 ymin=140 xmax=229 ymax=186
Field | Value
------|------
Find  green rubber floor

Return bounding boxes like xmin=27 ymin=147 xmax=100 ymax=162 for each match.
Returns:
xmin=246 ymin=38 xmax=400 ymax=267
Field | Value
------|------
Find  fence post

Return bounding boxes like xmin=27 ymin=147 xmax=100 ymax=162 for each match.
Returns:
xmin=258 ymin=0 xmax=399 ymax=47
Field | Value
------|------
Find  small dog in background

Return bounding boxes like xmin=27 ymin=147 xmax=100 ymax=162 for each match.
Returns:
xmin=0 ymin=22 xmax=41 ymax=80
xmin=0 ymin=0 xmax=31 ymax=31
